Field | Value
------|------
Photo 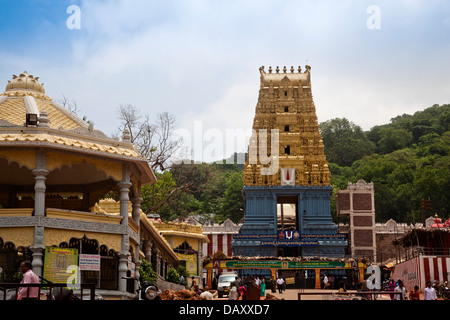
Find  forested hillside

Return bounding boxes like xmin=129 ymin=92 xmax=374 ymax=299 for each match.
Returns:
xmin=323 ymin=104 xmax=449 ymax=223
xmin=143 ymin=104 xmax=449 ymax=225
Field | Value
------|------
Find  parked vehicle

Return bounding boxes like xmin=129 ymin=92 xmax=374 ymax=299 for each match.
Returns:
xmin=123 ymin=276 xmax=161 ymax=300
xmin=217 ymin=272 xmax=239 ymax=298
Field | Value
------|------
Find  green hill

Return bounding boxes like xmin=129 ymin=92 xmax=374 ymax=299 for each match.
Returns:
xmin=147 ymin=104 xmax=449 ymax=225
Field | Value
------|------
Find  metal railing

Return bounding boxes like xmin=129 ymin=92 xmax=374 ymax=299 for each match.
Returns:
xmin=297 ymin=290 xmax=402 ymax=300
xmin=0 ymin=282 xmax=96 ymax=300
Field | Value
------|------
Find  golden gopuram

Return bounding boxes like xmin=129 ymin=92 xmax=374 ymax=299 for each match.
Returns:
xmin=233 ymin=65 xmax=347 ymax=266
xmin=243 ymin=65 xmax=331 ymax=187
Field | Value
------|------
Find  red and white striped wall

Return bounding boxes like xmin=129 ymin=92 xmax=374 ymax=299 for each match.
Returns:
xmin=392 ymin=255 xmax=450 ymax=291
xmin=203 ymin=233 xmax=233 ymax=257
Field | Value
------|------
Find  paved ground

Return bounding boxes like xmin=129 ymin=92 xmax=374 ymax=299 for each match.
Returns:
xmin=267 ymin=289 xmax=393 ymax=300
xmin=218 ymin=289 xmax=400 ymax=300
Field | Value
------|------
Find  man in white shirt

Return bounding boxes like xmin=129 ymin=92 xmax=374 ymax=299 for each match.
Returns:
xmin=424 ymin=281 xmax=437 ymax=300
xmin=394 ymin=280 xmax=407 ymax=300
xmin=323 ymin=274 xmax=329 ymax=289
xmin=276 ymin=276 xmax=284 ymax=294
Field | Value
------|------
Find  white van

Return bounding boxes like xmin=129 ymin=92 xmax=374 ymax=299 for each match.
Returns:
xmin=217 ymin=272 xmax=239 ymax=298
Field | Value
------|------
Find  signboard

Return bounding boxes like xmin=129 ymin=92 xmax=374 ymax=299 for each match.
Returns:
xmin=233 ymin=232 xmax=346 ymax=247
xmin=79 ymin=254 xmax=101 ymax=271
xmin=223 ymin=260 xmax=346 ymax=269
xmin=43 ymin=247 xmax=79 ymax=284
xmin=177 ymin=253 xmax=198 ymax=276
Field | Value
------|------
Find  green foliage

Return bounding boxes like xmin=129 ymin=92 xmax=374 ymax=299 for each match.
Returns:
xmin=166 ymin=267 xmax=180 ymax=284
xmin=139 ymin=259 xmax=157 ymax=285
xmin=176 ymin=265 xmax=189 ymax=279
xmin=320 ymin=118 xmax=374 ymax=167
xmin=327 ymin=104 xmax=450 ymax=223
xmin=142 ymin=104 xmax=449 ymax=225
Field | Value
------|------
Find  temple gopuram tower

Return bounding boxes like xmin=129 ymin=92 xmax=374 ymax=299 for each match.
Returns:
xmin=233 ymin=65 xmax=347 ymax=258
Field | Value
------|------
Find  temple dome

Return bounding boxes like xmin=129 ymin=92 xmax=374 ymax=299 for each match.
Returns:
xmin=5 ymin=71 xmax=45 ymax=94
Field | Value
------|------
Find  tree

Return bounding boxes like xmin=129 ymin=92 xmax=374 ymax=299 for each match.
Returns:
xmin=377 ymin=127 xmax=413 ymax=154
xmin=139 ymin=259 xmax=157 ymax=285
xmin=219 ymin=171 xmax=244 ymax=223
xmin=320 ymin=118 xmax=374 ymax=167
xmin=117 ymin=104 xmax=183 ymax=172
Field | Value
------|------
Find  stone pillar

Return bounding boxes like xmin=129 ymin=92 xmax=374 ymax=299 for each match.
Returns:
xmin=131 ymin=195 xmax=143 ymax=293
xmin=197 ymin=241 xmax=203 ymax=284
xmin=143 ymin=240 xmax=153 ymax=263
xmin=117 ymin=165 xmax=132 ymax=294
xmin=31 ymin=150 xmax=48 ymax=277
xmin=155 ymin=247 xmax=161 ymax=277
xmin=32 ymin=150 xmax=48 ymax=217
xmin=30 ymin=226 xmax=45 ymax=277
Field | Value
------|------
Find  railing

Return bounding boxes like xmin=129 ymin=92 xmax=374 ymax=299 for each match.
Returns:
xmin=393 ymin=246 xmax=450 ymax=264
xmin=297 ymin=291 xmax=402 ymax=300
xmin=0 ymin=283 xmax=96 ymax=300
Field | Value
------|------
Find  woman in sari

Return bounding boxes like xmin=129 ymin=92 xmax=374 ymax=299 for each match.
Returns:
xmin=260 ymin=277 xmax=266 ymax=298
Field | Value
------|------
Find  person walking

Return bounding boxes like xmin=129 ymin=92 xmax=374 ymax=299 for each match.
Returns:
xmin=260 ymin=277 xmax=266 ymax=298
xmin=424 ymin=281 xmax=437 ymax=300
xmin=323 ymin=273 xmax=329 ymax=289
xmin=228 ymin=283 xmax=238 ymax=300
xmin=394 ymin=280 xmax=407 ymax=300
xmin=388 ymin=279 xmax=396 ymax=300
xmin=409 ymin=285 xmax=420 ymax=300
xmin=276 ymin=276 xmax=284 ymax=294
xmin=18 ymin=261 xmax=39 ymax=300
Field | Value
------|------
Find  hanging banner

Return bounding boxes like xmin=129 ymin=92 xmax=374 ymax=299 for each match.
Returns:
xmin=43 ymin=247 xmax=79 ymax=284
xmin=177 ymin=253 xmax=198 ymax=276
xmin=233 ymin=232 xmax=346 ymax=247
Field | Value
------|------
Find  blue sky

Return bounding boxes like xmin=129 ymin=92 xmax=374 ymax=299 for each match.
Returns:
xmin=1 ymin=0 xmax=450 ymax=161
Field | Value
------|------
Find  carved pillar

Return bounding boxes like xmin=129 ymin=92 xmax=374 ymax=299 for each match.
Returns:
xmin=144 ymin=239 xmax=153 ymax=263
xmin=31 ymin=150 xmax=48 ymax=277
xmin=197 ymin=241 xmax=202 ymax=283
xmin=155 ymin=247 xmax=161 ymax=277
xmin=131 ymin=195 xmax=142 ymax=293
xmin=117 ymin=165 xmax=132 ymax=293
xmin=30 ymin=226 xmax=45 ymax=277
xmin=32 ymin=150 xmax=48 ymax=217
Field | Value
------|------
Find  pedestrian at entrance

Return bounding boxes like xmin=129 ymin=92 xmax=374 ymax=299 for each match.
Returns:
xmin=190 ymin=276 xmax=196 ymax=289
xmin=276 ymin=276 xmax=285 ymax=294
xmin=269 ymin=277 xmax=277 ymax=293
xmin=179 ymin=274 xmax=185 ymax=286
xmin=409 ymin=285 xmax=420 ymax=300
xmin=18 ymin=261 xmax=39 ymax=300
xmin=394 ymin=280 xmax=407 ymax=300
xmin=388 ymin=279 xmax=396 ymax=300
xmin=239 ymin=284 xmax=247 ymax=300
xmin=424 ymin=281 xmax=437 ymax=300
xmin=323 ymin=273 xmax=329 ymax=289
xmin=229 ymin=283 xmax=237 ymax=300
xmin=260 ymin=277 xmax=266 ymax=298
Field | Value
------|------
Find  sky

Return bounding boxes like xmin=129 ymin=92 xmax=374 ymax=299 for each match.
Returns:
xmin=1 ymin=0 xmax=449 ymax=162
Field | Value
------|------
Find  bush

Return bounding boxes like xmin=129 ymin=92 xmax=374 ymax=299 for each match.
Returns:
xmin=166 ymin=267 xmax=180 ymax=284
xmin=139 ymin=259 xmax=157 ymax=285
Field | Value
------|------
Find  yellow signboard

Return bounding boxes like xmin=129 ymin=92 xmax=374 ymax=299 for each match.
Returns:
xmin=43 ymin=247 xmax=79 ymax=284
xmin=177 ymin=253 xmax=197 ymax=276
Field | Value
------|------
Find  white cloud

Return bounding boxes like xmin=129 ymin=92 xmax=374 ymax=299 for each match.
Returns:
xmin=1 ymin=0 xmax=449 ymax=153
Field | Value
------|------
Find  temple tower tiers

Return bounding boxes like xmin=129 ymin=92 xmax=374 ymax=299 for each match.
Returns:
xmin=233 ymin=65 xmax=347 ymax=259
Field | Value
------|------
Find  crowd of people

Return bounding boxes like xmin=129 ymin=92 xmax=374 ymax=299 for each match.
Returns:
xmin=387 ymin=279 xmax=439 ymax=300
